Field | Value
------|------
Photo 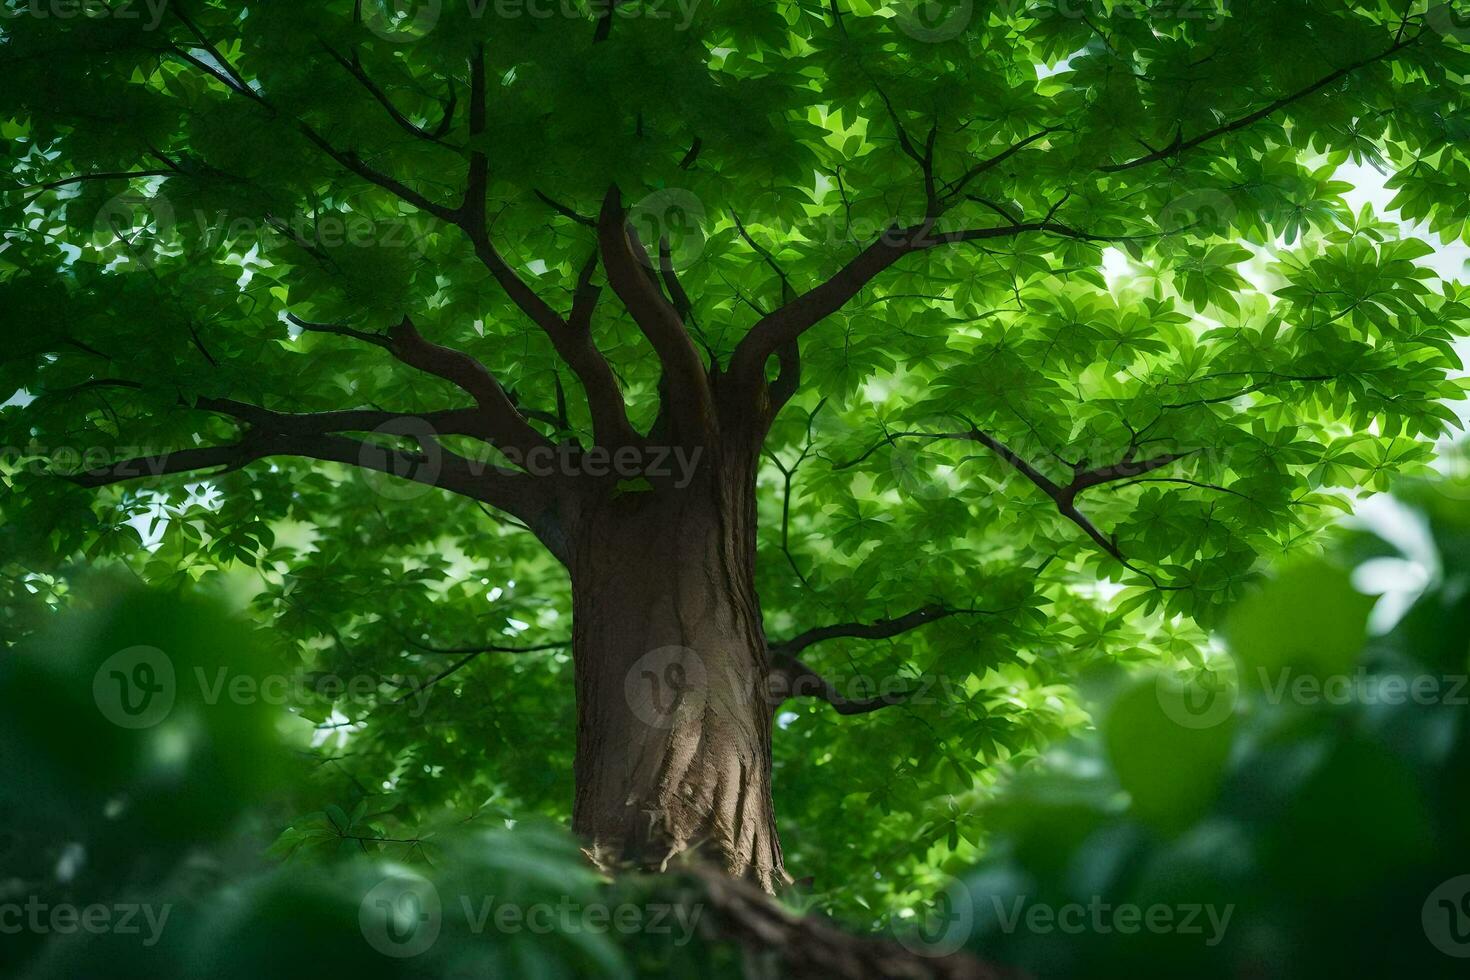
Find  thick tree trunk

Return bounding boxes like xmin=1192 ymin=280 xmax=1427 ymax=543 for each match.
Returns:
xmin=565 ymin=445 xmax=790 ymax=891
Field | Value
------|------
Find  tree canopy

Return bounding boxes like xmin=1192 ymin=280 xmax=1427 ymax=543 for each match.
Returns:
xmin=4 ymin=0 xmax=1470 ymax=918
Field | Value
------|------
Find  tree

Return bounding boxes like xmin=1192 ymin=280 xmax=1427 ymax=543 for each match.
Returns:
xmin=3 ymin=0 xmax=1468 ymax=895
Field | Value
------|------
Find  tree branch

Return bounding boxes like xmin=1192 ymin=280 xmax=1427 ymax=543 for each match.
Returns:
xmin=724 ymin=36 xmax=1425 ymax=402
xmin=390 ymin=639 xmax=569 ymax=705
xmin=843 ymin=428 xmax=1192 ymax=588
xmin=770 ymin=604 xmax=964 ymax=657
xmin=66 ymin=429 xmax=534 ymax=514
xmin=166 ymin=15 xmax=633 ymax=453
xmin=766 ymin=652 xmax=913 ymax=715
xmin=1100 ymin=31 xmax=1425 ymax=173
xmin=321 ymin=42 xmax=456 ymax=148
xmin=727 ymin=227 xmax=912 ymax=386
xmin=727 ymin=212 xmax=1144 ymax=392
xmin=597 ymin=185 xmax=714 ymax=441
xmin=288 ymin=314 xmax=554 ymax=459
xmin=382 ymin=316 xmax=555 ymax=458
xmin=941 ymin=127 xmax=1059 ymax=205
xmin=164 ymin=19 xmax=458 ymax=221
xmin=766 ymin=604 xmax=1001 ymax=715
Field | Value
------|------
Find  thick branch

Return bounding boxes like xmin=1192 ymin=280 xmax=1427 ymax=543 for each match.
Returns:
xmin=727 ymin=210 xmax=1135 ymax=390
xmin=167 ymin=17 xmax=633 ymax=451
xmin=67 ymin=429 xmax=535 ymax=515
xmin=728 ymin=228 xmax=911 ymax=386
xmin=597 ymin=185 xmax=714 ymax=440
xmin=383 ymin=316 xmax=555 ymax=458
xmin=288 ymin=314 xmax=554 ymax=459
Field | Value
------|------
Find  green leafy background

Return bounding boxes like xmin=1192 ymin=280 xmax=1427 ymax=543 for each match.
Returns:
xmin=3 ymin=0 xmax=1470 ymax=946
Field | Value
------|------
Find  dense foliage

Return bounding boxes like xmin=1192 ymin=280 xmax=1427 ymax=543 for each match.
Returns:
xmin=4 ymin=0 xmax=1470 ymax=929
xmin=6 ymin=474 xmax=1469 ymax=977
xmin=939 ymin=474 xmax=1470 ymax=978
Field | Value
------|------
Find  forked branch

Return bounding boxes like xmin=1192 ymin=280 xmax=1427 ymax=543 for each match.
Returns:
xmin=597 ymin=185 xmax=715 ymax=441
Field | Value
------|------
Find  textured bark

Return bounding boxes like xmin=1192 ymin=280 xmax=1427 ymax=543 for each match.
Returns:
xmin=690 ymin=865 xmax=1016 ymax=980
xmin=565 ymin=437 xmax=790 ymax=891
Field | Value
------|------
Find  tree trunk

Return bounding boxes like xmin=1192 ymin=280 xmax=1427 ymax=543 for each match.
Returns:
xmin=565 ymin=445 xmax=790 ymax=891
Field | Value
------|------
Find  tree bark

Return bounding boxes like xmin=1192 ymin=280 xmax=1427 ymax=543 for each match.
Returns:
xmin=564 ymin=440 xmax=790 ymax=891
